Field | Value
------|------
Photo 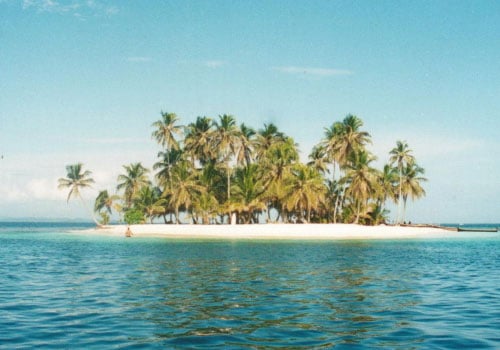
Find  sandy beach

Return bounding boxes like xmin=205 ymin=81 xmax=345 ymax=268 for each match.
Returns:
xmin=77 ymin=223 xmax=459 ymax=240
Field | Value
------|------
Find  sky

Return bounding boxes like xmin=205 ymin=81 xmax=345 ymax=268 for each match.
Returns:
xmin=0 ymin=0 xmax=499 ymax=223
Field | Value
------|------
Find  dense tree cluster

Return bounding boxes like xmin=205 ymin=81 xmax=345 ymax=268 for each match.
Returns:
xmin=59 ymin=112 xmax=426 ymax=226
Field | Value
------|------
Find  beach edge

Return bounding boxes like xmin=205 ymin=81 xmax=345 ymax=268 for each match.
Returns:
xmin=72 ymin=223 xmax=459 ymax=240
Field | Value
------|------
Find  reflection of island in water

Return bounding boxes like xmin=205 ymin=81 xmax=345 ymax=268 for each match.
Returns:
xmin=122 ymin=241 xmax=429 ymax=347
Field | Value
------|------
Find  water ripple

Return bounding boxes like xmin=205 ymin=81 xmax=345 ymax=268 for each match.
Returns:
xmin=0 ymin=228 xmax=499 ymax=348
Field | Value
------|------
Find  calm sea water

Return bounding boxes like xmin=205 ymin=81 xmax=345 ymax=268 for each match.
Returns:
xmin=1 ymin=222 xmax=499 ymax=349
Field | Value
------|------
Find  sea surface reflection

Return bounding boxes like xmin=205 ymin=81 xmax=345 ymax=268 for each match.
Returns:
xmin=0 ymin=224 xmax=499 ymax=348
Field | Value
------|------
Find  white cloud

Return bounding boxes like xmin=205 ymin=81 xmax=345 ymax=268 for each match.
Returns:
xmin=370 ymin=132 xmax=487 ymax=163
xmin=26 ymin=178 xmax=66 ymax=200
xmin=273 ymin=66 xmax=353 ymax=77
xmin=22 ymin=0 xmax=118 ymax=17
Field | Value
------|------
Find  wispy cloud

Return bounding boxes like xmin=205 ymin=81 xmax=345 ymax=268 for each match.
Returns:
xmin=22 ymin=0 xmax=118 ymax=17
xmin=204 ymin=60 xmax=226 ymax=69
xmin=126 ymin=56 xmax=153 ymax=63
xmin=273 ymin=66 xmax=353 ymax=77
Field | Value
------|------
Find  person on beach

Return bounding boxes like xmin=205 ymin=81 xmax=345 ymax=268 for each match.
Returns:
xmin=125 ymin=226 xmax=133 ymax=237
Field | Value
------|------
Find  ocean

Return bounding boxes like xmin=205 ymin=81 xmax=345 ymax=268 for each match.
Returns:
xmin=0 ymin=222 xmax=499 ymax=349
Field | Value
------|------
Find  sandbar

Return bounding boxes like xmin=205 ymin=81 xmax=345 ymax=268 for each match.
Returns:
xmin=76 ymin=223 xmax=462 ymax=240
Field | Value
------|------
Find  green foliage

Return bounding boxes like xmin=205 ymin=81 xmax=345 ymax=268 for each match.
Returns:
xmin=62 ymin=112 xmax=428 ymax=226
xmin=124 ymin=209 xmax=145 ymax=225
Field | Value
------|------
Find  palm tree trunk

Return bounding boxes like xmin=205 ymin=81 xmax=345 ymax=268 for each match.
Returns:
xmin=402 ymin=197 xmax=408 ymax=224
xmin=397 ymin=166 xmax=402 ymax=225
xmin=79 ymin=194 xmax=100 ymax=226
xmin=175 ymin=207 xmax=180 ymax=224
xmin=226 ymin=164 xmax=231 ymax=202
xmin=333 ymin=194 xmax=340 ymax=223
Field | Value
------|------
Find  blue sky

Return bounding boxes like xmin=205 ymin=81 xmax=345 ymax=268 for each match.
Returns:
xmin=0 ymin=0 xmax=499 ymax=222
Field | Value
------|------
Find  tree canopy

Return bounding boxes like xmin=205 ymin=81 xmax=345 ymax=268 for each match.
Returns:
xmin=60 ymin=113 xmax=427 ymax=226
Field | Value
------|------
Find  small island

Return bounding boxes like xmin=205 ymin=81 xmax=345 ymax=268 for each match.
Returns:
xmin=59 ymin=112 xmax=428 ymax=234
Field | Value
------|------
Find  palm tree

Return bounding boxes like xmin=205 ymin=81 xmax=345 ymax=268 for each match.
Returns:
xmin=152 ymin=112 xmax=183 ymax=151
xmin=94 ymin=189 xmax=120 ymax=215
xmin=116 ymin=162 xmax=150 ymax=208
xmin=134 ymin=186 xmax=167 ymax=223
xmin=307 ymin=145 xmax=329 ymax=174
xmin=324 ymin=179 xmax=345 ymax=223
xmin=260 ymin=137 xmax=299 ymax=222
xmin=166 ymin=161 xmax=204 ymax=224
xmin=184 ymin=116 xmax=215 ymax=166
xmin=236 ymin=123 xmax=256 ymax=167
xmin=377 ymin=164 xmax=398 ymax=211
xmin=284 ymin=164 xmax=326 ymax=223
xmin=192 ymin=191 xmax=219 ymax=224
xmin=152 ymin=112 xmax=183 ymax=189
xmin=254 ymin=123 xmax=286 ymax=161
xmin=320 ymin=120 xmax=344 ymax=180
xmin=58 ymin=163 xmax=99 ymax=225
xmin=231 ymin=164 xmax=266 ymax=223
xmin=336 ymin=114 xmax=372 ymax=169
xmin=153 ymin=148 xmax=184 ymax=189
xmin=389 ymin=140 xmax=415 ymax=224
xmin=344 ymin=151 xmax=379 ymax=223
xmin=400 ymin=163 xmax=427 ymax=223
xmin=214 ymin=114 xmax=242 ymax=203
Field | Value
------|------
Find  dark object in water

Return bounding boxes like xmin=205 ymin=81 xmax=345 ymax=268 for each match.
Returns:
xmin=457 ymin=227 xmax=498 ymax=233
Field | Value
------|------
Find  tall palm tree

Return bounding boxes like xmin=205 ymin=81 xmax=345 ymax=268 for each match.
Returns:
xmin=152 ymin=112 xmax=183 ymax=151
xmin=389 ymin=140 xmax=415 ymax=224
xmin=214 ymin=114 xmax=242 ymax=203
xmin=320 ymin=120 xmax=344 ymax=180
xmin=152 ymin=112 xmax=183 ymax=191
xmin=336 ymin=114 xmax=372 ymax=169
xmin=58 ymin=163 xmax=99 ymax=225
xmin=116 ymin=162 xmax=150 ymax=208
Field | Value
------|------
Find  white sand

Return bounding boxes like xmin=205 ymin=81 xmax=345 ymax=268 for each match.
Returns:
xmin=76 ymin=223 xmax=458 ymax=240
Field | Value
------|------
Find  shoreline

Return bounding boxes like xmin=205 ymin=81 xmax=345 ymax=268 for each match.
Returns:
xmin=74 ymin=223 xmax=464 ymax=240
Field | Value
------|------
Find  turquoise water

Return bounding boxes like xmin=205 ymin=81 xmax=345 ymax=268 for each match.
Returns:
xmin=1 ymin=223 xmax=499 ymax=349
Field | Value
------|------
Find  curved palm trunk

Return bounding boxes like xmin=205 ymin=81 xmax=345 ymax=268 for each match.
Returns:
xmin=79 ymin=194 xmax=100 ymax=226
xmin=175 ymin=206 xmax=180 ymax=224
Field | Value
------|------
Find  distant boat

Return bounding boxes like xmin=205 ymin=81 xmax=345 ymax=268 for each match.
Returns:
xmin=457 ymin=227 xmax=498 ymax=233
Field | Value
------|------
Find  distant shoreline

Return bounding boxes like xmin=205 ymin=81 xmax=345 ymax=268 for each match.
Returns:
xmin=75 ymin=223 xmax=461 ymax=240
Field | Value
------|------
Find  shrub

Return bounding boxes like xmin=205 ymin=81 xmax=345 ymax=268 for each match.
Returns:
xmin=124 ymin=209 xmax=145 ymax=225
